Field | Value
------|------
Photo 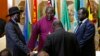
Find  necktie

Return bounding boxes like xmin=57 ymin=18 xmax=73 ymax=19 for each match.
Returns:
xmin=74 ymin=21 xmax=82 ymax=33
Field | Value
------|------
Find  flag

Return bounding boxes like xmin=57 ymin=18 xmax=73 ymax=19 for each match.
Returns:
xmin=80 ymin=0 xmax=86 ymax=8
xmin=60 ymin=0 xmax=71 ymax=31
xmin=98 ymin=0 xmax=100 ymax=27
xmin=37 ymin=0 xmax=42 ymax=20
xmin=51 ymin=0 xmax=54 ymax=7
xmin=74 ymin=0 xmax=80 ymax=32
xmin=54 ymin=0 xmax=58 ymax=19
xmin=87 ymin=0 xmax=94 ymax=22
xmin=98 ymin=0 xmax=100 ymax=19
xmin=24 ymin=0 xmax=32 ymax=42
xmin=74 ymin=0 xmax=80 ymax=22
xmin=33 ymin=0 xmax=37 ymax=24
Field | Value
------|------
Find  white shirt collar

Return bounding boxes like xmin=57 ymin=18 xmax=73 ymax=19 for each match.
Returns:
xmin=82 ymin=18 xmax=88 ymax=24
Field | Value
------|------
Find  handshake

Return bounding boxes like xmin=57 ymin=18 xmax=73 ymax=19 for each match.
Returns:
xmin=28 ymin=51 xmax=49 ymax=56
xmin=27 ymin=51 xmax=38 ymax=56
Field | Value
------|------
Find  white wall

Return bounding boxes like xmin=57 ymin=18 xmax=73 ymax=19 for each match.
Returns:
xmin=0 ymin=36 xmax=6 ymax=51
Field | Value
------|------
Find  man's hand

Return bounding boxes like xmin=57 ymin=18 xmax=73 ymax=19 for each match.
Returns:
xmin=37 ymin=51 xmax=49 ymax=56
xmin=29 ymin=52 xmax=34 ymax=56
xmin=29 ymin=51 xmax=38 ymax=56
xmin=33 ymin=46 xmax=38 ymax=51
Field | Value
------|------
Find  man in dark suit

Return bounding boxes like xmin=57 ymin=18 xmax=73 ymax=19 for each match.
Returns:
xmin=38 ymin=20 xmax=80 ymax=56
xmin=5 ymin=7 xmax=29 ymax=56
xmin=75 ymin=8 xmax=95 ymax=56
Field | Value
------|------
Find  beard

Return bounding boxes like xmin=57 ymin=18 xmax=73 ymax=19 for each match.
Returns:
xmin=47 ymin=17 xmax=51 ymax=20
xmin=15 ymin=14 xmax=20 ymax=22
xmin=47 ymin=16 xmax=54 ymax=21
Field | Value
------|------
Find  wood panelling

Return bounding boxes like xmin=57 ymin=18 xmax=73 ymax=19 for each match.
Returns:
xmin=0 ymin=0 xmax=8 ymax=21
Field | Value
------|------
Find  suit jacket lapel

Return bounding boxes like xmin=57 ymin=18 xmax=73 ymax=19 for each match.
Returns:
xmin=76 ymin=20 xmax=87 ymax=35
xmin=10 ymin=19 xmax=23 ymax=35
xmin=10 ymin=19 xmax=26 ymax=44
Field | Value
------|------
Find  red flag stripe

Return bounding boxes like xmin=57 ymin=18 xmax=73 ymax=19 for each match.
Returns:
xmin=33 ymin=0 xmax=37 ymax=24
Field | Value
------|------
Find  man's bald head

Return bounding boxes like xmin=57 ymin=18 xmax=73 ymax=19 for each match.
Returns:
xmin=45 ymin=6 xmax=55 ymax=20
xmin=45 ymin=6 xmax=55 ymax=13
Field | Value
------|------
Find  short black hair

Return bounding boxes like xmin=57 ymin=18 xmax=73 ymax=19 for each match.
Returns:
xmin=53 ymin=20 xmax=63 ymax=28
xmin=79 ymin=7 xmax=89 ymax=17
xmin=0 ymin=49 xmax=12 ymax=56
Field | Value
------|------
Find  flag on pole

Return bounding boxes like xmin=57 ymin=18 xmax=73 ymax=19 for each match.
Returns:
xmin=60 ymin=0 xmax=71 ymax=31
xmin=74 ymin=0 xmax=80 ymax=22
xmin=33 ymin=0 xmax=37 ymax=24
xmin=98 ymin=0 xmax=100 ymax=27
xmin=51 ymin=0 xmax=54 ymax=7
xmin=80 ymin=0 xmax=86 ymax=8
xmin=54 ymin=0 xmax=58 ymax=19
xmin=87 ymin=0 xmax=94 ymax=22
xmin=24 ymin=0 xmax=32 ymax=42
xmin=37 ymin=0 xmax=42 ymax=20
xmin=73 ymin=0 xmax=80 ymax=32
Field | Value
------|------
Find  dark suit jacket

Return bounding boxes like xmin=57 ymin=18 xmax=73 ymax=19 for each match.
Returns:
xmin=42 ymin=28 xmax=80 ymax=56
xmin=5 ymin=19 xmax=29 ymax=56
xmin=75 ymin=19 xmax=95 ymax=56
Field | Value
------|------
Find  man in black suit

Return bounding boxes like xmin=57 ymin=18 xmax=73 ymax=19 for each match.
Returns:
xmin=5 ymin=7 xmax=29 ymax=56
xmin=38 ymin=20 xmax=80 ymax=56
